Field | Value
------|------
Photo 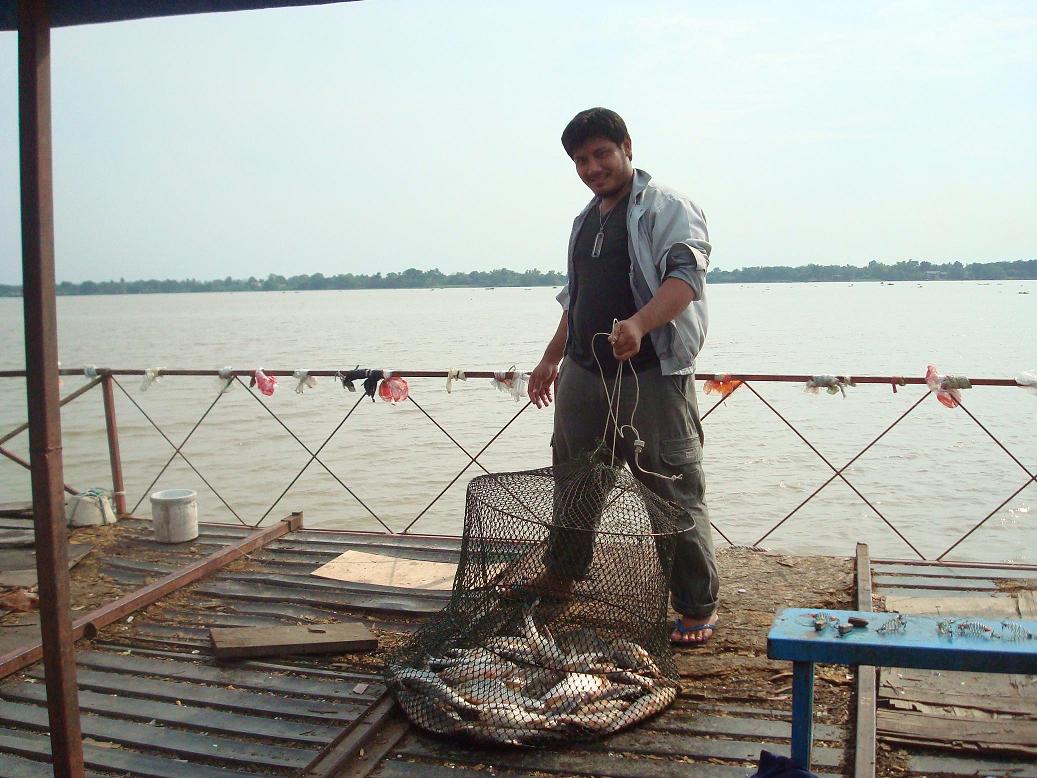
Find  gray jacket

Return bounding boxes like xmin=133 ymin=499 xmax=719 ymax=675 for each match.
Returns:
xmin=556 ymin=168 xmax=710 ymax=375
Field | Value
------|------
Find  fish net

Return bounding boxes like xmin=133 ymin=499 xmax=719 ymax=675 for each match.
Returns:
xmin=386 ymin=452 xmax=687 ymax=745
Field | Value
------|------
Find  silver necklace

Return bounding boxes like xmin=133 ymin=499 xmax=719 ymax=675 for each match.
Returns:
xmin=592 ymin=201 xmax=619 ymax=258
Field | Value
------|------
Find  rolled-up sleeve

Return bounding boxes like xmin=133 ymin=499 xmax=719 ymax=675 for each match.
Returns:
xmin=656 ymin=196 xmax=711 ymax=269
xmin=555 ymin=282 xmax=570 ymax=310
xmin=663 ymin=244 xmax=705 ymax=300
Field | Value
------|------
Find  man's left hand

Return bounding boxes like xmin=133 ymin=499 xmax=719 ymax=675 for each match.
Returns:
xmin=609 ymin=318 xmax=645 ymax=361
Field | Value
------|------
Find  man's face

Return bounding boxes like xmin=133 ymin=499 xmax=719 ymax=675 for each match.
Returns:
xmin=571 ymin=136 xmax=633 ymax=200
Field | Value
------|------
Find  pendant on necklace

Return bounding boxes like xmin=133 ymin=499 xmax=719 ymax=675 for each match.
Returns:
xmin=592 ymin=231 xmax=604 ymax=258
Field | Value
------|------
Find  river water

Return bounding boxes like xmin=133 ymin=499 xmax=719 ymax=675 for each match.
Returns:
xmin=1 ymin=281 xmax=1035 ymax=563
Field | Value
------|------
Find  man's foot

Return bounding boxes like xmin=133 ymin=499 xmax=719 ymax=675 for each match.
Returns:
xmin=671 ymin=613 xmax=718 ymax=646
xmin=499 ymin=570 xmax=575 ymax=602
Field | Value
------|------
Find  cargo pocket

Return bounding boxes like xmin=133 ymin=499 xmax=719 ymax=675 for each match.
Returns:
xmin=658 ymin=436 xmax=705 ymax=504
xmin=660 ymin=436 xmax=702 ymax=467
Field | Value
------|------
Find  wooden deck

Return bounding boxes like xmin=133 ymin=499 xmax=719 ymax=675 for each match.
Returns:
xmin=870 ymin=558 xmax=1037 ymax=777
xmin=0 ymin=514 xmax=1032 ymax=776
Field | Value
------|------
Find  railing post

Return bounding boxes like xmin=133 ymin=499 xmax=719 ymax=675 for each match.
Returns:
xmin=101 ymin=373 xmax=127 ymax=516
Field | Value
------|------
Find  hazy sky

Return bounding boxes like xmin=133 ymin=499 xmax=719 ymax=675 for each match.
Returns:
xmin=1 ymin=0 xmax=1035 ymax=284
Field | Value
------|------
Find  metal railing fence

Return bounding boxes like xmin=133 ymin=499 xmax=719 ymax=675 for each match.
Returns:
xmin=0 ymin=367 xmax=1033 ymax=563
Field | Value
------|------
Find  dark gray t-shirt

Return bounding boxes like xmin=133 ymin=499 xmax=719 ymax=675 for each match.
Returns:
xmin=567 ymin=193 xmax=659 ymax=375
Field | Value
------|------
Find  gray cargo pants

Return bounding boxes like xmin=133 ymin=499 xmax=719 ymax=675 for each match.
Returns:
xmin=547 ymin=359 xmax=719 ymax=620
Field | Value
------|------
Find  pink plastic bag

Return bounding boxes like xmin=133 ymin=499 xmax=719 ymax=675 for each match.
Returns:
xmin=252 ymin=368 xmax=278 ymax=397
xmin=378 ymin=375 xmax=409 ymax=404
xmin=925 ymin=364 xmax=959 ymax=409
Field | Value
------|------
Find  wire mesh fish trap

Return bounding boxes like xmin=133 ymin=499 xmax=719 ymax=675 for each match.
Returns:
xmin=386 ymin=453 xmax=688 ymax=745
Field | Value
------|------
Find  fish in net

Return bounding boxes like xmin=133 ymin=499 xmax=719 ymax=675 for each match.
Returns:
xmin=386 ymin=449 xmax=689 ymax=745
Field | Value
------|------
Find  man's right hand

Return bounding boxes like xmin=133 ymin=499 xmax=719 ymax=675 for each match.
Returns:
xmin=527 ymin=360 xmax=560 ymax=408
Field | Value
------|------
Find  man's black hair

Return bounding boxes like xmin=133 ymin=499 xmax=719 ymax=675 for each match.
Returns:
xmin=561 ymin=108 xmax=630 ymax=157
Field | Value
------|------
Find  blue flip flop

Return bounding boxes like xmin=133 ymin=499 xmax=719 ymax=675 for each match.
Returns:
xmin=671 ymin=617 xmax=717 ymax=646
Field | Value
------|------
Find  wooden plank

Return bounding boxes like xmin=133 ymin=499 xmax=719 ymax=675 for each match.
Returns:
xmin=907 ymin=751 xmax=1037 ymax=777
xmin=26 ymin=665 xmax=366 ymax=722
xmin=152 ymin=608 xmax=290 ymax=628
xmin=877 ymin=709 xmax=1037 ymax=756
xmin=210 ymin=622 xmax=377 ymax=659
xmin=0 ymin=749 xmax=58 ymax=778
xmin=855 ymin=542 xmax=876 ymax=778
xmin=192 ymin=579 xmax=446 ymax=614
xmin=85 ymin=644 xmax=386 ymax=683
xmin=0 ymin=725 xmax=256 ymax=777
xmin=0 ymin=700 xmax=316 ymax=770
xmin=0 ymin=543 xmax=91 ymax=589
xmin=217 ymin=600 xmax=373 ymax=623
xmin=394 ymin=732 xmax=844 ymax=773
xmin=372 ymin=760 xmax=502 ymax=778
xmin=0 ymin=504 xmax=34 ymax=518
xmin=265 ymin=542 xmax=461 ymax=563
xmin=0 ymin=682 xmax=342 ymax=744
xmin=214 ymin=571 xmax=454 ymax=599
xmin=878 ymin=667 xmax=1037 ymax=714
xmin=301 ymin=693 xmax=401 ymax=777
xmin=873 ymin=562 xmax=1037 ymax=582
xmin=874 ymin=574 xmax=998 ymax=591
xmin=75 ymin=649 xmax=383 ymax=703
xmin=649 ymin=711 xmax=845 ymax=741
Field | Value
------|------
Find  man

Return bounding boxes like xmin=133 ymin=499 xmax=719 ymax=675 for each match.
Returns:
xmin=526 ymin=107 xmax=718 ymax=645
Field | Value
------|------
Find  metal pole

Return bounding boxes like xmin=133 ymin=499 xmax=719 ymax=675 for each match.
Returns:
xmin=0 ymin=444 xmax=79 ymax=494
xmin=101 ymin=374 xmax=127 ymax=516
xmin=18 ymin=0 xmax=86 ymax=774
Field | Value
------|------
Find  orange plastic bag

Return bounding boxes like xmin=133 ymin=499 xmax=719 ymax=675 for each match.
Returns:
xmin=704 ymin=374 xmax=742 ymax=398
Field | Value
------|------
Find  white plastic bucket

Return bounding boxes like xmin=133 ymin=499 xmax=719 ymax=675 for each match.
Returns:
xmin=150 ymin=489 xmax=198 ymax=543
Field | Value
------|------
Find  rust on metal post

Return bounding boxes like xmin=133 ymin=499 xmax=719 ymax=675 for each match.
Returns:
xmin=101 ymin=373 xmax=127 ymax=515
xmin=0 ymin=513 xmax=303 ymax=681
xmin=853 ymin=543 xmax=876 ymax=778
xmin=18 ymin=0 xmax=85 ymax=774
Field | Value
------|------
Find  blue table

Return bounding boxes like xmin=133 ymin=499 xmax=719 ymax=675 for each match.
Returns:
xmin=767 ymin=608 xmax=1037 ymax=770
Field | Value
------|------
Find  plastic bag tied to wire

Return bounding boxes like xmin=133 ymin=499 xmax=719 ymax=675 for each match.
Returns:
xmin=250 ymin=368 xmax=277 ymax=396
xmin=386 ymin=450 xmax=687 ymax=746
xmin=140 ymin=366 xmax=164 ymax=392
xmin=925 ymin=364 xmax=971 ymax=408
xmin=491 ymin=366 xmax=529 ymax=401
xmin=217 ymin=366 xmax=234 ymax=393
xmin=804 ymin=374 xmax=855 ymax=397
xmin=703 ymin=373 xmax=741 ymax=398
xmin=1015 ymin=370 xmax=1037 ymax=396
xmin=293 ymin=370 xmax=317 ymax=394
xmin=446 ymin=369 xmax=467 ymax=393
xmin=378 ymin=375 xmax=410 ymax=404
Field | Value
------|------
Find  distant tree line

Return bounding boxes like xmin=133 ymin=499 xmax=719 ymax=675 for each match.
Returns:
xmin=0 ymin=259 xmax=1033 ymax=297
xmin=709 ymin=259 xmax=1037 ymax=283
xmin=0 ymin=267 xmax=566 ymax=297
